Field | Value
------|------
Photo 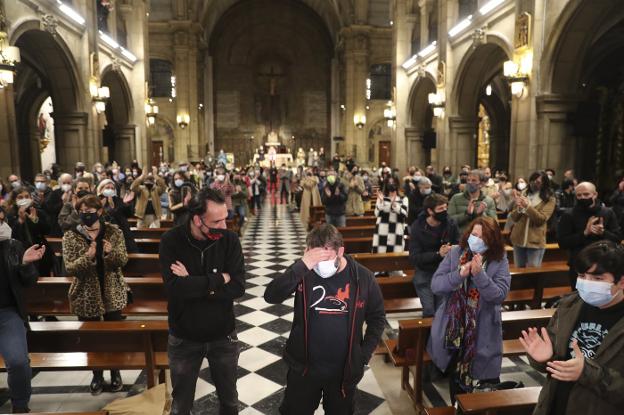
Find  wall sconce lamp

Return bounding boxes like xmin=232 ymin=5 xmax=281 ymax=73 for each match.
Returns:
xmin=145 ymin=99 xmax=159 ymax=126
xmin=384 ymin=102 xmax=396 ymax=128
xmin=177 ymin=113 xmax=190 ymax=129
xmin=503 ymin=60 xmax=529 ymax=98
xmin=90 ymin=79 xmax=110 ymax=114
xmin=428 ymin=92 xmax=445 ymax=118
xmin=353 ymin=114 xmax=366 ymax=129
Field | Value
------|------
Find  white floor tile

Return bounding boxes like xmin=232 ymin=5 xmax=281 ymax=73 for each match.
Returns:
xmin=237 ymin=327 xmax=279 ymax=346
xmin=245 ymin=285 xmax=269 ymax=298
xmin=31 ymin=371 xmax=91 ymax=387
xmin=247 ymin=268 xmax=278 ymax=276
xmin=236 ymin=373 xmax=282 ymax=405
xmin=238 ymin=348 xmax=281 ymax=372
xmin=236 ymin=310 xmax=279 ymax=326
xmin=194 ymin=377 xmax=217 ymax=401
xmin=246 ymin=276 xmax=274 ymax=286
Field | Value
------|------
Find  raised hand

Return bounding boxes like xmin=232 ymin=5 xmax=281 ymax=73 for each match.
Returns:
xmin=302 ymin=247 xmax=335 ymax=270
xmin=470 ymin=253 xmax=483 ymax=275
xmin=23 ymin=244 xmax=46 ymax=264
xmin=86 ymin=241 xmax=97 ymax=259
xmin=519 ymin=327 xmax=553 ymax=363
xmin=103 ymin=240 xmax=112 ymax=254
xmin=459 ymin=263 xmax=471 ymax=278
xmin=546 ymin=339 xmax=584 ymax=382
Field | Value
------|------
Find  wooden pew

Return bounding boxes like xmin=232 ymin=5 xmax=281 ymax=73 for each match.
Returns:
xmin=131 ymin=227 xmax=168 ymax=239
xmin=25 ymin=277 xmax=167 ymax=316
xmin=386 ymin=308 xmax=553 ymax=411
xmin=124 ymin=253 xmax=161 ymax=275
xmin=505 ymin=243 xmax=566 ymax=264
xmin=337 ymin=225 xmax=376 ymax=238
xmin=0 ymin=413 xmax=109 ymax=415
xmin=0 ymin=321 xmax=169 ymax=388
xmin=47 ymin=237 xmax=160 ymax=255
xmin=346 ymin=216 xmax=376 ymax=227
xmin=424 ymin=387 xmax=541 ymax=415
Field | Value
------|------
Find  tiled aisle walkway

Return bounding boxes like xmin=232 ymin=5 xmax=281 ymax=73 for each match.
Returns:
xmin=0 ymin=201 xmax=388 ymax=413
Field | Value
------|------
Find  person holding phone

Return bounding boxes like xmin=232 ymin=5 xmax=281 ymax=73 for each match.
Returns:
xmin=372 ymin=182 xmax=409 ymax=253
xmin=169 ymin=170 xmax=197 ymax=226
xmin=0 ymin=206 xmax=45 ymax=413
xmin=131 ymin=166 xmax=166 ymax=229
xmin=409 ymin=194 xmax=460 ymax=317
xmin=558 ymin=181 xmax=622 ymax=289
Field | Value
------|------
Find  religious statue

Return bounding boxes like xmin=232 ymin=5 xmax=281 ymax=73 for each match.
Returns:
xmin=268 ymin=146 xmax=277 ymax=163
xmin=217 ymin=149 xmax=227 ymax=166
xmin=307 ymin=148 xmax=315 ymax=167
xmin=296 ymin=148 xmax=306 ymax=167
xmin=256 ymin=63 xmax=286 ymax=137
xmin=258 ymin=146 xmax=265 ymax=161
xmin=312 ymin=150 xmax=319 ymax=167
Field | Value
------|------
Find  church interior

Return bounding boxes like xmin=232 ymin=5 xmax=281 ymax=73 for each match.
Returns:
xmin=1 ymin=0 xmax=624 ymax=414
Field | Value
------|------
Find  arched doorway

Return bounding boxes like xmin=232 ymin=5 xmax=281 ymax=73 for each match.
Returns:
xmin=209 ymin=0 xmax=334 ymax=163
xmin=543 ymin=0 xmax=624 ymax=191
xmin=12 ymin=26 xmax=85 ymax=178
xmin=452 ymin=42 xmax=511 ymax=172
xmin=101 ymin=68 xmax=135 ymax=166
xmin=407 ymin=75 xmax=436 ymax=168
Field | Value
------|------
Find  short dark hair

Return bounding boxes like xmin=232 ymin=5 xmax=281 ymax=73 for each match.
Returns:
xmin=423 ymin=194 xmax=448 ymax=211
xmin=306 ymin=224 xmax=343 ymax=251
xmin=575 ymin=241 xmax=624 ymax=283
xmin=187 ymin=188 xmax=226 ymax=218
xmin=76 ymin=194 xmax=102 ymax=211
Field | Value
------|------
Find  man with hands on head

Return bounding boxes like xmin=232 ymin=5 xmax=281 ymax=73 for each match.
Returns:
xmin=264 ymin=224 xmax=386 ymax=415
xmin=520 ymin=241 xmax=624 ymax=415
xmin=0 ymin=205 xmax=45 ymax=413
xmin=159 ymin=188 xmax=245 ymax=415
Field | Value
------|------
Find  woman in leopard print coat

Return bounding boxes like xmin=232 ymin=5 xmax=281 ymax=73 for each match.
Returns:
xmin=61 ymin=194 xmax=128 ymax=394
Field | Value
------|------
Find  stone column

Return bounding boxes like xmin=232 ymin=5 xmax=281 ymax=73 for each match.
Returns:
xmin=418 ymin=0 xmax=430 ymax=49
xmin=343 ymin=28 xmax=369 ymax=164
xmin=394 ymin=0 xmax=416 ymax=171
xmin=203 ymin=55 xmax=215 ymax=156
xmin=330 ymin=58 xmax=340 ymax=147
xmin=173 ymin=30 xmax=190 ymax=161
xmin=52 ymin=112 xmax=89 ymax=172
xmin=0 ymin=86 xmax=20 ymax=178
xmin=112 ymin=124 xmax=137 ymax=166
xmin=532 ymin=94 xmax=579 ymax=181
xmin=447 ymin=116 xmax=476 ymax=169
xmin=405 ymin=127 xmax=426 ymax=168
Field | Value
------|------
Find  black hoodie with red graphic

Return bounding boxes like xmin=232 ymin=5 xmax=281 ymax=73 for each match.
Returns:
xmin=264 ymin=255 xmax=386 ymax=390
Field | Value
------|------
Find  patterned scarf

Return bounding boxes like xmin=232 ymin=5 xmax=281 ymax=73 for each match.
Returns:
xmin=444 ymin=249 xmax=481 ymax=392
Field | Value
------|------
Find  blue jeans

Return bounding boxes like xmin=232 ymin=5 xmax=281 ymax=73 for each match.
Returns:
xmin=0 ymin=307 xmax=32 ymax=408
xmin=412 ymin=270 xmax=442 ymax=317
xmin=513 ymin=246 xmax=546 ymax=268
xmin=234 ymin=205 xmax=245 ymax=227
xmin=168 ymin=332 xmax=240 ymax=415
xmin=325 ymin=214 xmax=346 ymax=227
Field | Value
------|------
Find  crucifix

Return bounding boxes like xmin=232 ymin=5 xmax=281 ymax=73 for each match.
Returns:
xmin=257 ymin=65 xmax=285 ymax=134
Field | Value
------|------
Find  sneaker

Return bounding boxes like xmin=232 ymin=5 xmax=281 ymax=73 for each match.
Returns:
xmin=110 ymin=371 xmax=123 ymax=392
xmin=90 ymin=375 xmax=104 ymax=395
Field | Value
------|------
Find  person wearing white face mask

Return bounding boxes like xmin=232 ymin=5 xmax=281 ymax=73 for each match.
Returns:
xmin=210 ymin=170 xmax=235 ymax=219
xmin=0 ymin=205 xmax=46 ymax=414
xmin=428 ymin=216 xmax=510 ymax=403
xmin=96 ymin=179 xmax=138 ymax=253
xmin=264 ymin=224 xmax=386 ymax=415
xmin=520 ymin=241 xmax=624 ymax=415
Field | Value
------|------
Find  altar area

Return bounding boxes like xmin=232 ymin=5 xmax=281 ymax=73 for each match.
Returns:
xmin=252 ymin=131 xmax=294 ymax=167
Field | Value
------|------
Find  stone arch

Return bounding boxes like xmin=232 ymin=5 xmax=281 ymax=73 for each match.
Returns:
xmin=407 ymin=74 xmax=436 ymax=128
xmin=540 ymin=0 xmax=624 ymax=94
xmin=101 ymin=67 xmax=136 ymax=166
xmin=12 ymin=24 xmax=87 ymax=177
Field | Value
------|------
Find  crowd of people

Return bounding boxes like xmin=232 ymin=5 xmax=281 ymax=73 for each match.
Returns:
xmin=1 ymin=154 xmax=624 ymax=414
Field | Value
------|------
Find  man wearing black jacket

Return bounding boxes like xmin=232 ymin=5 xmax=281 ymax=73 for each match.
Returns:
xmin=321 ymin=173 xmax=348 ymax=227
xmin=0 ymin=207 xmax=45 ymax=414
xmin=264 ymin=224 xmax=386 ymax=415
xmin=159 ymin=189 xmax=245 ymax=415
xmin=409 ymin=194 xmax=459 ymax=317
xmin=557 ymin=181 xmax=622 ymax=289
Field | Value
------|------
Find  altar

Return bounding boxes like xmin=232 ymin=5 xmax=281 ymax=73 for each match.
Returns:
xmin=252 ymin=131 xmax=294 ymax=167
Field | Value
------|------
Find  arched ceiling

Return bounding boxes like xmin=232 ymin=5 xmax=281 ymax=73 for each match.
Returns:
xmin=195 ymin=0 xmax=352 ymax=43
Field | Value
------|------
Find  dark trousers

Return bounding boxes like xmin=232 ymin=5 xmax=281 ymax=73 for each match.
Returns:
xmin=279 ymin=370 xmax=358 ymax=415
xmin=168 ymin=332 xmax=240 ymax=415
xmin=412 ymin=270 xmax=442 ymax=318
xmin=0 ymin=307 xmax=31 ymax=409
xmin=448 ymin=359 xmax=499 ymax=404
xmin=79 ymin=310 xmax=123 ymax=379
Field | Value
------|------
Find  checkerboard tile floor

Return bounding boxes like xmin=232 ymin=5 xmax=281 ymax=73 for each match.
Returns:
xmin=0 ymin=201 xmax=387 ymax=414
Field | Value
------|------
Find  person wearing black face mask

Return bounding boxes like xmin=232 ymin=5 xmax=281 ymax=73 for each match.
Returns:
xmin=159 ymin=189 xmax=245 ymax=415
xmin=557 ymin=181 xmax=622 ymax=288
xmin=62 ymin=195 xmax=128 ymax=395
xmin=408 ymin=194 xmax=459 ymax=317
